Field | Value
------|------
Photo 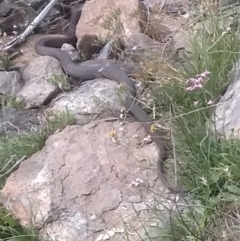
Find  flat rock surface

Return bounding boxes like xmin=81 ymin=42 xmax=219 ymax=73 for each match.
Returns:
xmin=0 ymin=120 xmax=174 ymax=241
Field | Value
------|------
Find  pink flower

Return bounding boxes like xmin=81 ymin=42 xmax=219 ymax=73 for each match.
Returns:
xmin=199 ymin=71 xmax=211 ymax=78
xmin=186 ymin=86 xmax=194 ymax=91
xmin=186 ymin=71 xmax=210 ymax=91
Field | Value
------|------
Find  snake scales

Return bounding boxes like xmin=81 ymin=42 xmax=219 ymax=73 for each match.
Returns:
xmin=35 ymin=3 xmax=185 ymax=194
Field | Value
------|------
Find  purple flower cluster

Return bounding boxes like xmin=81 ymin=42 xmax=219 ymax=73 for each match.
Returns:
xmin=186 ymin=71 xmax=211 ymax=91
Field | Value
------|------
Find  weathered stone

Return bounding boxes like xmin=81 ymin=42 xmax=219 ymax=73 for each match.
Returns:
xmin=16 ymin=56 xmax=62 ymax=108
xmin=0 ymin=120 xmax=175 ymax=241
xmin=155 ymin=13 xmax=191 ymax=52
xmin=49 ymin=78 xmax=126 ymax=124
xmin=0 ymin=108 xmax=41 ymax=137
xmin=123 ymin=13 xmax=191 ymax=64
xmin=212 ymin=58 xmax=240 ymax=138
xmin=76 ymin=0 xmax=147 ymax=45
xmin=124 ymin=32 xmax=172 ymax=63
xmin=143 ymin=0 xmax=188 ymax=14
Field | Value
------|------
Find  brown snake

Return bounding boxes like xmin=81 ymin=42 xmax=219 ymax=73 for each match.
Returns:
xmin=35 ymin=3 xmax=186 ymax=194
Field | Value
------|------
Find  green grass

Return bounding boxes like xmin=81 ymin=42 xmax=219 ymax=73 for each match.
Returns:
xmin=0 ymin=51 xmax=21 ymax=71
xmin=146 ymin=5 xmax=240 ymax=241
xmin=0 ymin=214 xmax=41 ymax=241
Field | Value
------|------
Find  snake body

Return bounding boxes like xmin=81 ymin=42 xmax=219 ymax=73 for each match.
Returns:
xmin=35 ymin=4 xmax=185 ymax=194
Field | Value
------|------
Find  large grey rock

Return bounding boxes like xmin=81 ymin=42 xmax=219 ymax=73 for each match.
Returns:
xmin=213 ymin=57 xmax=240 ymax=138
xmin=0 ymin=120 xmax=176 ymax=241
xmin=49 ymin=77 xmax=128 ymax=124
xmin=76 ymin=0 xmax=147 ymax=42
xmin=16 ymin=56 xmax=62 ymax=108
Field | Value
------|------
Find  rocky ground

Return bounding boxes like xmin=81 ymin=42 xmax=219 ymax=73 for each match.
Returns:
xmin=1 ymin=0 xmax=240 ymax=241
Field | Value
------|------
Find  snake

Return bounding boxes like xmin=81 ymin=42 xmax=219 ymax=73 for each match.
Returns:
xmin=34 ymin=3 xmax=186 ymax=194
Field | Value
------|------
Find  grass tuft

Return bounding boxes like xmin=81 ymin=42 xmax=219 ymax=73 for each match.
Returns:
xmin=146 ymin=5 xmax=240 ymax=241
